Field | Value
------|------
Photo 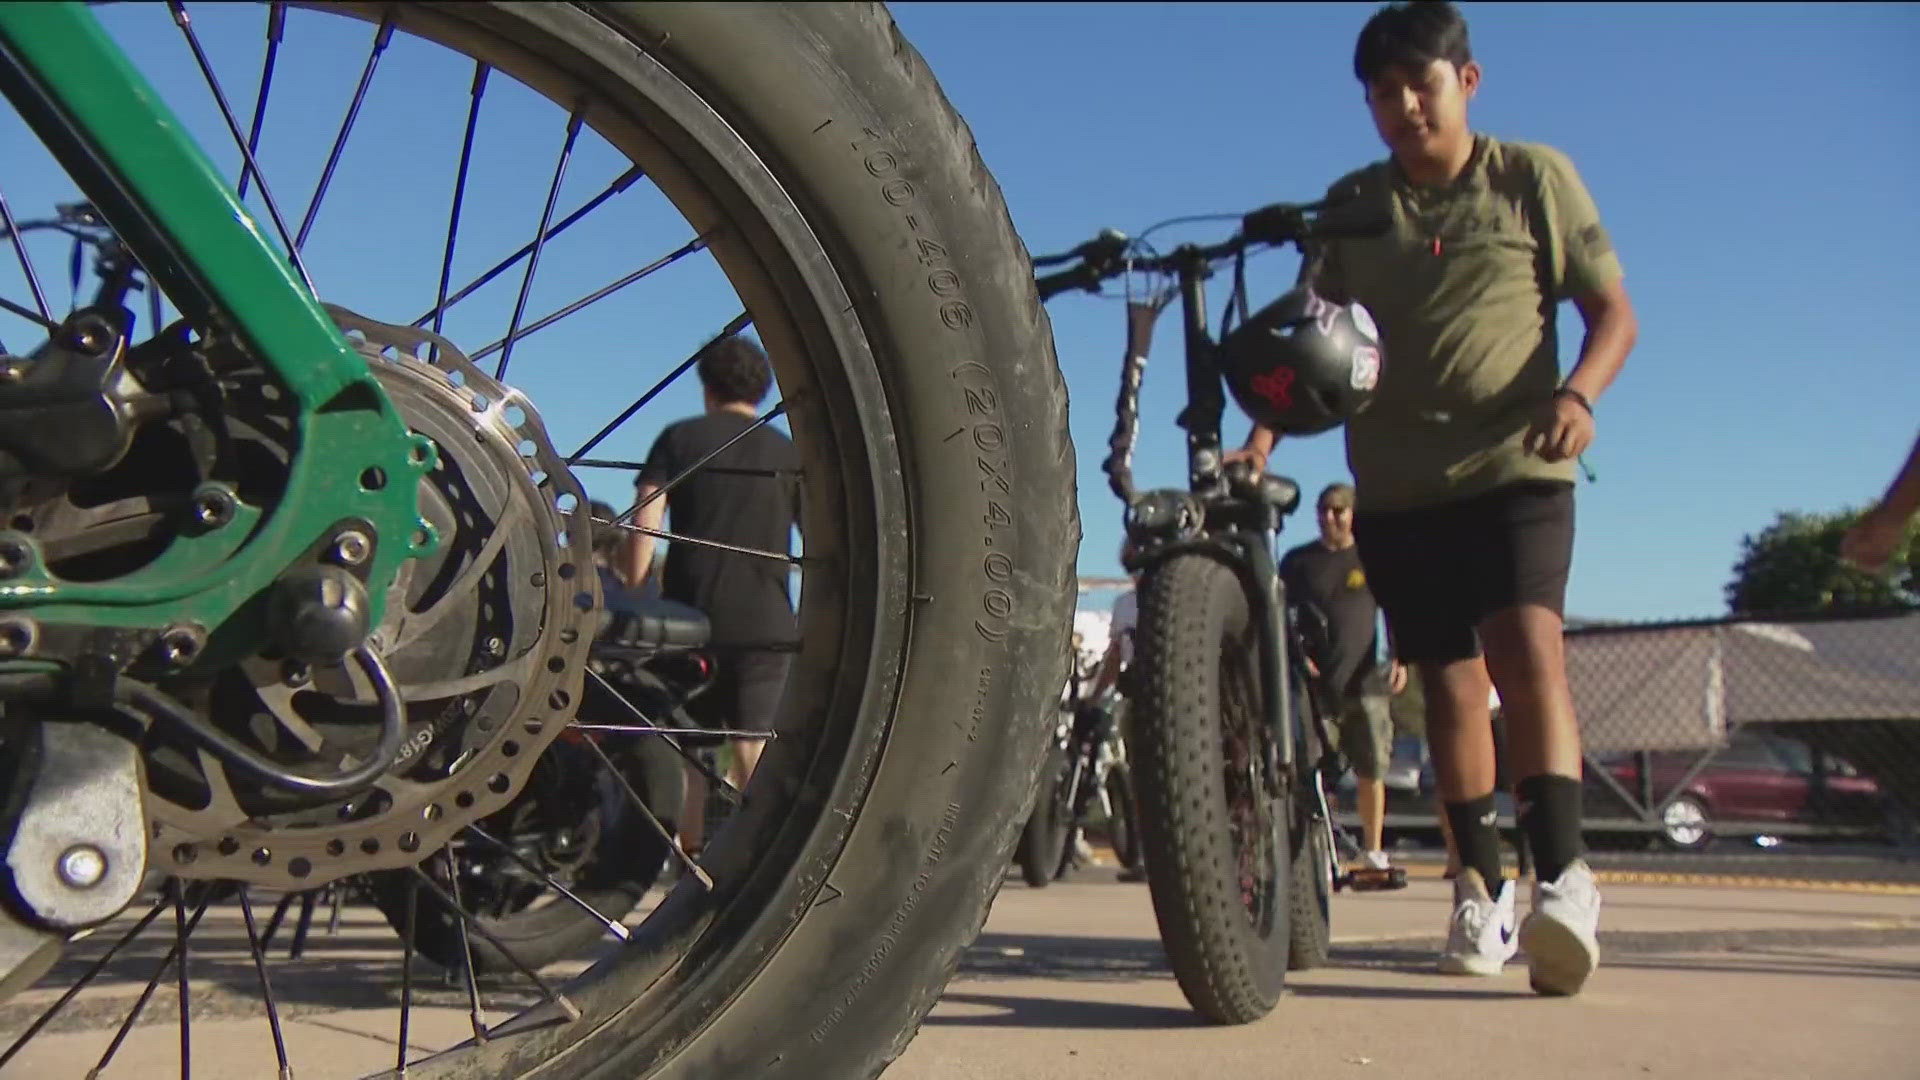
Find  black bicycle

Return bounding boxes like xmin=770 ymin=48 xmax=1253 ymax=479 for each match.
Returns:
xmin=1034 ymin=194 xmax=1387 ymax=1022
xmin=1017 ymin=648 xmax=1142 ymax=888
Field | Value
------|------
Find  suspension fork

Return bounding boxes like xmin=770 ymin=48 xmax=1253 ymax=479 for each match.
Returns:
xmin=1229 ymin=532 xmax=1294 ymax=779
xmin=1174 ymin=249 xmax=1227 ymax=502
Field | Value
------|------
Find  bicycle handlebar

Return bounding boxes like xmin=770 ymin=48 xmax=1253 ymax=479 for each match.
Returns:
xmin=1032 ymin=193 xmax=1392 ymax=302
xmin=1037 ymin=190 xmax=1393 ymax=515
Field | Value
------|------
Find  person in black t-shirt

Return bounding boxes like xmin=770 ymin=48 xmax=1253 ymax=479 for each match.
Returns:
xmin=592 ymin=499 xmax=660 ymax=607
xmin=1281 ymin=482 xmax=1407 ymax=875
xmin=621 ymin=334 xmax=799 ymax=856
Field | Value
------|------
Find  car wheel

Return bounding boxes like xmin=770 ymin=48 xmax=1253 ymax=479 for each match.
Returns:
xmin=1659 ymin=794 xmax=1713 ymax=852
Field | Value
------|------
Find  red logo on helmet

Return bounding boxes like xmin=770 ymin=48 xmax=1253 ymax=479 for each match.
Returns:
xmin=1250 ymin=366 xmax=1295 ymax=410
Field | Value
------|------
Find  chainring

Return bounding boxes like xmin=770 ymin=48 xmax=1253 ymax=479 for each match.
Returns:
xmin=145 ymin=308 xmax=599 ymax=889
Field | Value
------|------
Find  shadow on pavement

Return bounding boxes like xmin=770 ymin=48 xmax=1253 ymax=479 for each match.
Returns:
xmin=924 ymin=992 xmax=1199 ymax=1030
xmin=959 ymin=932 xmax=1170 ymax=983
xmin=1287 ymin=982 xmax=1529 ymax=1002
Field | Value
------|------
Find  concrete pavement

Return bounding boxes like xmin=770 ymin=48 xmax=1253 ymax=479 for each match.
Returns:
xmin=888 ymin=870 xmax=1920 ymax=1080
xmin=0 ymin=870 xmax=1913 ymax=1078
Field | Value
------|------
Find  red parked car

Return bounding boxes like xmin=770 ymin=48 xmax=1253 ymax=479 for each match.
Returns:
xmin=1588 ymin=729 xmax=1891 ymax=851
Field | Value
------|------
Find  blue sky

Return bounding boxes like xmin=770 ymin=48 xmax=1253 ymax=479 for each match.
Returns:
xmin=2 ymin=2 xmax=1915 ymax=622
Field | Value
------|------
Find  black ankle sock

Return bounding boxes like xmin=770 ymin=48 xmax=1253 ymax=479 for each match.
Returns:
xmin=1443 ymin=795 xmax=1505 ymax=894
xmin=1516 ymin=774 xmax=1585 ymax=883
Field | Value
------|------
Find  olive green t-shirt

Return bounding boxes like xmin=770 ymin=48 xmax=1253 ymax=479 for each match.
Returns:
xmin=1310 ymin=134 xmax=1623 ymax=514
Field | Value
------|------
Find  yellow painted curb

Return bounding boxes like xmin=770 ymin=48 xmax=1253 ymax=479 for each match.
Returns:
xmin=1375 ymin=860 xmax=1920 ymax=896
xmin=1079 ymin=841 xmax=1920 ymax=896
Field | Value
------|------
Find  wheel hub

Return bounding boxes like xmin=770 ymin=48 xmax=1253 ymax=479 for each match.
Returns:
xmin=138 ymin=309 xmax=600 ymax=889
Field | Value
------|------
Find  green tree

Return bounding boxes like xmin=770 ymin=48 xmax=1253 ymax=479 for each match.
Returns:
xmin=1726 ymin=508 xmax=1919 ymax=615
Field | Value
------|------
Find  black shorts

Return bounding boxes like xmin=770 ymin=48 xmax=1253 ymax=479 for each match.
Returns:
xmin=1353 ymin=480 xmax=1575 ymax=666
xmin=687 ymin=650 xmax=791 ymax=735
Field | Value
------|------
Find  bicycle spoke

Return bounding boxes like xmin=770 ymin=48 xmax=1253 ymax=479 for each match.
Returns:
xmin=575 ymin=459 xmax=798 ymax=480
xmin=495 ymin=107 xmax=586 ymax=380
xmin=432 ymin=61 xmax=490 ymax=348
xmin=632 ymin=400 xmax=787 ymax=518
xmin=174 ymin=883 xmax=192 ymax=1078
xmin=236 ymin=3 xmax=286 ymax=201
xmin=439 ymin=848 xmax=489 ymax=1042
xmin=581 ymin=668 xmax=743 ymax=805
xmin=411 ymin=855 xmax=582 ymax=1019
xmin=396 ymin=874 xmax=418 ymax=1076
xmin=411 ymin=165 xmax=645 ymax=329
xmin=288 ymin=888 xmax=319 ymax=960
xmin=576 ymin=731 xmax=714 ymax=889
xmin=147 ymin=268 xmax=163 ymax=340
xmin=0 ymin=294 xmax=59 ymax=332
xmin=566 ymin=310 xmax=752 ymax=464
xmin=573 ymin=725 xmax=776 ymax=741
xmin=471 ymin=235 xmax=708 ymax=365
xmin=0 ymin=184 xmax=51 ymax=325
xmin=237 ymin=886 xmax=294 ymax=1080
xmin=462 ymin=825 xmax=630 ymax=942
xmin=90 ymin=887 xmax=213 ymax=1078
xmin=0 ymin=900 xmax=168 ymax=1071
xmin=571 ymin=458 xmax=647 ymax=472
xmin=597 ymin=518 xmax=802 ymax=566
xmin=259 ymin=889 xmax=298 ymax=953
xmin=168 ymin=1 xmax=313 ymax=294
xmin=295 ymin=14 xmax=396 ymax=251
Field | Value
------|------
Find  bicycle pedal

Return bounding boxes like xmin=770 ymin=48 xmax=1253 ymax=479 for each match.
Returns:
xmin=1346 ymin=867 xmax=1408 ymax=892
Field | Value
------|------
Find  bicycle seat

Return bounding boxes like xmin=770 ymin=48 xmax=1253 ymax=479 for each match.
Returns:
xmin=599 ymin=591 xmax=712 ymax=649
xmin=1253 ymin=473 xmax=1301 ymax=516
xmin=1244 ymin=470 xmax=1305 ymax=518
xmin=1224 ymin=462 xmax=1301 ymax=517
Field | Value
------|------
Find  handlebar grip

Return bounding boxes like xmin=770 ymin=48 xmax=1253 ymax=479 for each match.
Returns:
xmin=1304 ymin=204 xmax=1394 ymax=241
xmin=1243 ymin=200 xmax=1394 ymax=245
xmin=1034 ymin=265 xmax=1095 ymax=302
xmin=1033 ymin=229 xmax=1130 ymax=272
xmin=1242 ymin=203 xmax=1308 ymax=245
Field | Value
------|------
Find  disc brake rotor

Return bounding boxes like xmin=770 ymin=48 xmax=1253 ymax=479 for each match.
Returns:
xmin=144 ymin=309 xmax=599 ymax=889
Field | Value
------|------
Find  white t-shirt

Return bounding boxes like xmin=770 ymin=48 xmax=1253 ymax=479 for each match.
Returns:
xmin=1072 ymin=609 xmax=1111 ymax=679
xmin=1109 ymin=590 xmax=1137 ymax=672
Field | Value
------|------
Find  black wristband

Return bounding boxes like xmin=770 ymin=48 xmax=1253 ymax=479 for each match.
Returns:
xmin=1555 ymin=386 xmax=1594 ymax=416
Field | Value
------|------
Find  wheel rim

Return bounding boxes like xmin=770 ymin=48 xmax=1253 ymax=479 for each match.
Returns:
xmin=1664 ymin=799 xmax=1708 ymax=847
xmin=0 ymin=4 xmax=910 ymax=1076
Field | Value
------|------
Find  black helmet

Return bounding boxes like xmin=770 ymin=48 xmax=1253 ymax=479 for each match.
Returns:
xmin=1218 ymin=287 xmax=1382 ymax=435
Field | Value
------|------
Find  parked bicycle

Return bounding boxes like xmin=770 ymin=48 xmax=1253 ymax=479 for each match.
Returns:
xmin=1033 ymin=190 xmax=1391 ymax=1022
xmin=1018 ymin=632 xmax=1142 ymax=887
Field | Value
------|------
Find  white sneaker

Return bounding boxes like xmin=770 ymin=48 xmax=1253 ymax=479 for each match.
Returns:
xmin=1436 ymin=868 xmax=1516 ymax=976
xmin=1521 ymin=858 xmax=1602 ymax=996
xmin=1361 ymin=849 xmax=1391 ymax=872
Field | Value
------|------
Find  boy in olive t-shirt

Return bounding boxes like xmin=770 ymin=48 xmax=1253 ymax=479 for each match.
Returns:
xmin=1228 ymin=1 xmax=1638 ymax=995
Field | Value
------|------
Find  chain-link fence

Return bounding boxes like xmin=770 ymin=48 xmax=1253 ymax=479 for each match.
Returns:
xmin=1336 ymin=608 xmax=1920 ymax=884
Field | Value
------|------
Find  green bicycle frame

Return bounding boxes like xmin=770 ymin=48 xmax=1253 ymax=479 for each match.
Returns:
xmin=0 ymin=3 xmax=431 ymax=658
